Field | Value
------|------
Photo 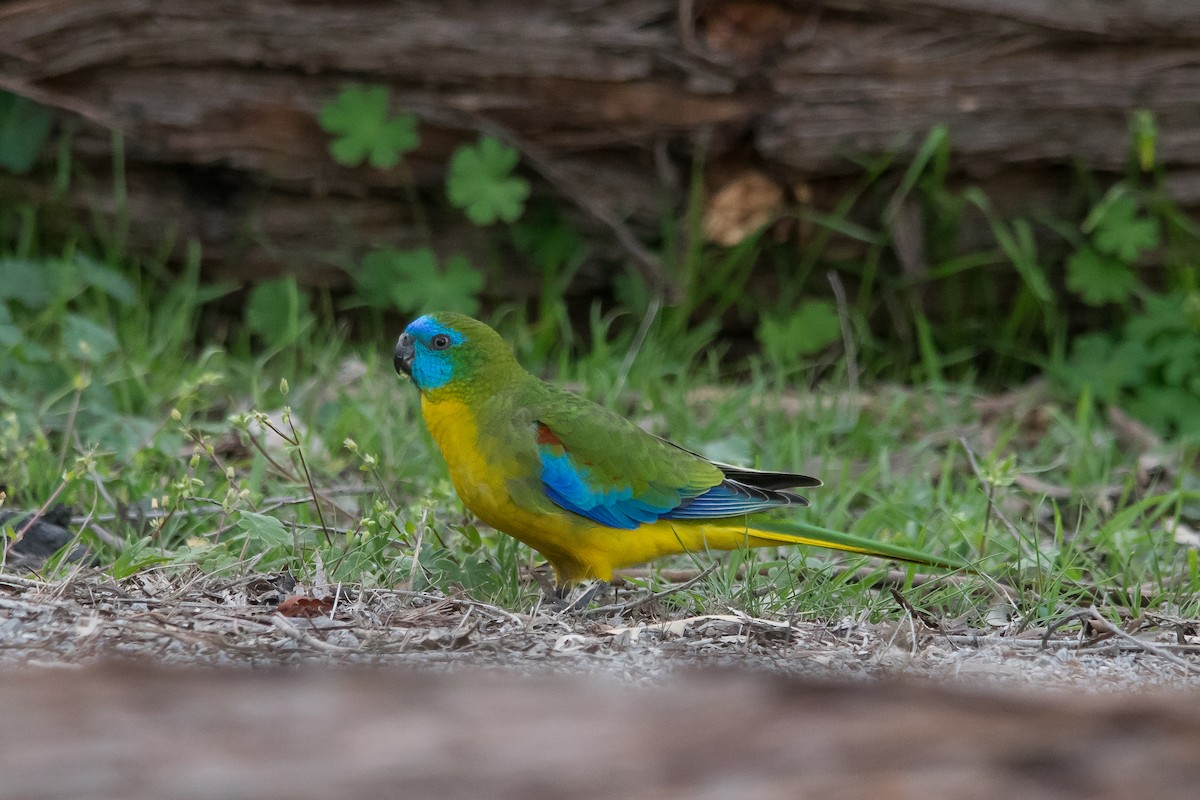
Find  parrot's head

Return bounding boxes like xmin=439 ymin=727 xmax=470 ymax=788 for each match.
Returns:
xmin=394 ymin=312 xmax=519 ymax=395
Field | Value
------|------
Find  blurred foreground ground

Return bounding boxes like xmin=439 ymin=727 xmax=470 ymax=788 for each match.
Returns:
xmin=2 ymin=661 xmax=1199 ymax=800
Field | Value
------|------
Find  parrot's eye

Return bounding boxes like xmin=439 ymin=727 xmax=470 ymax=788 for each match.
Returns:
xmin=430 ymin=334 xmax=452 ymax=350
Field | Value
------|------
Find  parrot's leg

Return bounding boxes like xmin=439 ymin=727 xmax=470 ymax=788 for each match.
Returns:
xmin=529 ymin=562 xmax=612 ymax=611
xmin=529 ymin=571 xmax=577 ymax=608
xmin=558 ymin=580 xmax=611 ymax=613
xmin=529 ymin=567 xmax=570 ymax=606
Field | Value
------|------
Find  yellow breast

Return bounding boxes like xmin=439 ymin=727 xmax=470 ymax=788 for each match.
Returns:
xmin=421 ymin=399 xmax=548 ymax=533
xmin=419 ymin=397 xmax=502 ymax=515
xmin=419 ymin=395 xmax=611 ymax=581
xmin=418 ymin=396 xmax=759 ymax=585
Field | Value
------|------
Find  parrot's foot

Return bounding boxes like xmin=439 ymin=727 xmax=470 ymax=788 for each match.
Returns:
xmin=546 ymin=581 xmax=611 ymax=613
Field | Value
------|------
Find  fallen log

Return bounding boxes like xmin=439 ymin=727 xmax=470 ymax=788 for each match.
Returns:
xmin=2 ymin=0 xmax=1197 ymax=289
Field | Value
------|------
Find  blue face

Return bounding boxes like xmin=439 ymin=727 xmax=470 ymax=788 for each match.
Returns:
xmin=394 ymin=315 xmax=466 ymax=391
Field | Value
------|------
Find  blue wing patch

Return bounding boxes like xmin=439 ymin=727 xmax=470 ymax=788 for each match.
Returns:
xmin=535 ymin=422 xmax=808 ymax=530
xmin=539 ymin=450 xmax=675 ymax=530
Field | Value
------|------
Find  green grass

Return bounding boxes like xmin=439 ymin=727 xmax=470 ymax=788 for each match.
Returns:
xmin=3 ymin=105 xmax=1198 ymax=631
xmin=2 ymin=249 xmax=1197 ymax=632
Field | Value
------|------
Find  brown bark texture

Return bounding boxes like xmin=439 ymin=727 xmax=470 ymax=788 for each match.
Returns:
xmin=3 ymin=664 xmax=1200 ymax=799
xmin=1 ymin=0 xmax=1198 ymax=287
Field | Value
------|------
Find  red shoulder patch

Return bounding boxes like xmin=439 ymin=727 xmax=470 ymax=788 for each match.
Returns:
xmin=535 ymin=422 xmax=564 ymax=447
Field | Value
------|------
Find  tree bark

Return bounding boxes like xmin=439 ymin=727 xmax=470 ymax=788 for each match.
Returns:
xmin=1 ymin=0 xmax=1197 ymax=287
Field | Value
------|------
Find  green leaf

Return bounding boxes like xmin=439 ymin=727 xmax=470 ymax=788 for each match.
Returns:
xmin=244 ymin=277 xmax=313 ymax=346
xmin=1060 ymin=333 xmax=1146 ymax=403
xmin=791 ymin=301 xmax=842 ymax=353
xmin=1159 ymin=337 xmax=1200 ymax=387
xmin=75 ymin=254 xmax=137 ymax=305
xmin=353 ymin=249 xmax=405 ymax=309
xmin=0 ymin=257 xmax=57 ymax=308
xmin=62 ymin=313 xmax=119 ymax=363
xmin=1066 ymin=247 xmax=1136 ymax=306
xmin=446 ymin=136 xmax=530 ymax=225
xmin=511 ymin=205 xmax=583 ymax=273
xmin=1126 ymin=292 xmax=1190 ymax=342
xmin=1127 ymin=387 xmax=1200 ymax=437
xmin=318 ymin=85 xmax=419 ymax=169
xmin=11 ymin=336 xmax=51 ymax=364
xmin=1092 ymin=195 xmax=1159 ymax=262
xmin=419 ymin=254 xmax=483 ymax=315
xmin=0 ymin=303 xmax=22 ymax=347
xmin=757 ymin=300 xmax=842 ymax=364
xmin=358 ymin=247 xmax=482 ymax=315
xmin=237 ymin=511 xmax=292 ymax=550
xmin=87 ymin=412 xmax=160 ymax=462
xmin=110 ymin=537 xmax=173 ymax=579
xmin=0 ymin=91 xmax=53 ymax=174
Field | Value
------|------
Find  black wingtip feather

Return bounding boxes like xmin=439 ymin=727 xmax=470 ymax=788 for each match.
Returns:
xmin=716 ymin=465 xmax=822 ymax=491
xmin=721 ymin=478 xmax=811 ymax=507
xmin=657 ymin=436 xmax=822 ymax=490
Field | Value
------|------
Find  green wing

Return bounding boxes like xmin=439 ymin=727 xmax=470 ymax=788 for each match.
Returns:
xmin=531 ymin=386 xmax=816 ymax=529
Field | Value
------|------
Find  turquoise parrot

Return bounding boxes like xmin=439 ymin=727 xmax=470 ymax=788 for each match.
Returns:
xmin=395 ymin=312 xmax=956 ymax=594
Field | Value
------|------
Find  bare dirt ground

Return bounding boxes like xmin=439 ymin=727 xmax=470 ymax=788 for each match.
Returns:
xmin=3 ymin=570 xmax=1198 ymax=690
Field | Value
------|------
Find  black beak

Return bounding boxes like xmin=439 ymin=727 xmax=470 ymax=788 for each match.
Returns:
xmin=394 ymin=332 xmax=414 ymax=376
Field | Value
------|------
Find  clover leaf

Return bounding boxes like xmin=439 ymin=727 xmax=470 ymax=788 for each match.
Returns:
xmin=319 ymin=86 xmax=419 ymax=169
xmin=757 ymin=300 xmax=842 ymax=365
xmin=1128 ymin=387 xmax=1200 ymax=438
xmin=356 ymin=247 xmax=482 ymax=315
xmin=1092 ymin=194 xmax=1159 ymax=263
xmin=446 ymin=137 xmax=529 ymax=225
xmin=1065 ymin=247 xmax=1137 ymax=306
xmin=244 ymin=277 xmax=314 ymax=347
xmin=1059 ymin=333 xmax=1147 ymax=404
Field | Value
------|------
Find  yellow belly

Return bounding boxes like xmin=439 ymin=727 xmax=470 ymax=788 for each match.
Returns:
xmin=419 ymin=396 xmax=768 ymax=585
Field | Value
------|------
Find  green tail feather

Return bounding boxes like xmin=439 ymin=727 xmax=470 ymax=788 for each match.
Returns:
xmin=751 ymin=519 xmax=968 ymax=571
